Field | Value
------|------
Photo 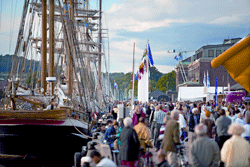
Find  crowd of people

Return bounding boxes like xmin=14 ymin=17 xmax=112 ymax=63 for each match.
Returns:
xmin=88 ymin=100 xmax=250 ymax=167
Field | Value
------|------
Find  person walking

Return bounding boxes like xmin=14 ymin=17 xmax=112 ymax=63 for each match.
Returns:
xmin=119 ymin=117 xmax=140 ymax=167
xmin=132 ymin=106 xmax=146 ymax=126
xmin=242 ymin=111 xmax=250 ymax=142
xmin=149 ymin=105 xmax=157 ymax=140
xmin=215 ymin=109 xmax=231 ymax=149
xmin=189 ymin=108 xmax=200 ymax=132
xmin=133 ymin=117 xmax=152 ymax=152
xmin=201 ymin=111 xmax=215 ymax=138
xmin=153 ymin=105 xmax=167 ymax=151
xmin=161 ymin=110 xmax=180 ymax=167
xmin=221 ymin=123 xmax=250 ymax=167
xmin=190 ymin=123 xmax=220 ymax=167
xmin=227 ymin=106 xmax=237 ymax=123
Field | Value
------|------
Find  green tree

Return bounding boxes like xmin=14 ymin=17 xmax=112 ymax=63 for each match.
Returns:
xmin=156 ymin=70 xmax=176 ymax=92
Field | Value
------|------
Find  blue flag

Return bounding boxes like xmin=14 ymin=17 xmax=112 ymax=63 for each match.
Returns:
xmin=135 ymin=71 xmax=138 ymax=80
xmin=215 ymin=76 xmax=218 ymax=107
xmin=203 ymin=72 xmax=207 ymax=87
xmin=178 ymin=53 xmax=182 ymax=61
xmin=148 ymin=44 xmax=154 ymax=66
xmin=114 ymin=80 xmax=118 ymax=90
xmin=174 ymin=55 xmax=178 ymax=61
xmin=207 ymin=71 xmax=210 ymax=88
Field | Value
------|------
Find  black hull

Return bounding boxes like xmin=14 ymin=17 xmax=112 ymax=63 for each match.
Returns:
xmin=0 ymin=123 xmax=91 ymax=166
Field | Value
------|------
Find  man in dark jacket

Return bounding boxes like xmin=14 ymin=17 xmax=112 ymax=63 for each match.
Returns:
xmin=119 ymin=117 xmax=140 ymax=167
xmin=189 ymin=108 xmax=200 ymax=132
xmin=215 ymin=109 xmax=231 ymax=149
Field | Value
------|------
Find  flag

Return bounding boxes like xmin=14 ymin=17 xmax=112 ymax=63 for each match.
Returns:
xmin=207 ymin=71 xmax=210 ymax=88
xmin=114 ymin=80 xmax=118 ymax=90
xmin=215 ymin=76 xmax=218 ymax=107
xmin=64 ymin=2 xmax=69 ymax=23
xmin=135 ymin=71 xmax=138 ymax=80
xmin=148 ymin=43 xmax=154 ymax=66
xmin=174 ymin=55 xmax=178 ymax=61
xmin=141 ymin=49 xmax=147 ymax=60
xmin=178 ymin=53 xmax=182 ymax=61
xmin=203 ymin=71 xmax=207 ymax=87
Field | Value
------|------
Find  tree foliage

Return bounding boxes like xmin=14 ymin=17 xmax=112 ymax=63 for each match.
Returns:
xmin=156 ymin=70 xmax=176 ymax=92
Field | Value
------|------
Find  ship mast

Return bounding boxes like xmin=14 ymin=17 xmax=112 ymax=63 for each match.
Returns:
xmin=41 ymin=0 xmax=47 ymax=95
xmin=98 ymin=0 xmax=102 ymax=108
xmin=67 ymin=0 xmax=74 ymax=98
xmin=49 ymin=0 xmax=55 ymax=95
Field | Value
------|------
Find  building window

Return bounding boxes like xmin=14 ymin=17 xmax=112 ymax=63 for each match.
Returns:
xmin=197 ymin=51 xmax=202 ymax=59
xmin=216 ymin=50 xmax=222 ymax=57
xmin=208 ymin=50 xmax=214 ymax=57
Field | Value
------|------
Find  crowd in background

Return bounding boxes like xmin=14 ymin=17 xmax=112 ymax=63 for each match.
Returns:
xmin=88 ymin=100 xmax=250 ymax=167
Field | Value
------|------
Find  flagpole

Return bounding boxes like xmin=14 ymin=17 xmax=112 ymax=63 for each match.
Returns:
xmin=146 ymin=40 xmax=149 ymax=103
xmin=131 ymin=43 xmax=135 ymax=110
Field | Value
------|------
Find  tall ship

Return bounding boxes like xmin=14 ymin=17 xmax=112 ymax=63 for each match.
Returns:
xmin=0 ymin=0 xmax=111 ymax=166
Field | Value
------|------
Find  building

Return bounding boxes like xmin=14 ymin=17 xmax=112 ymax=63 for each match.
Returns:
xmin=176 ymin=38 xmax=241 ymax=91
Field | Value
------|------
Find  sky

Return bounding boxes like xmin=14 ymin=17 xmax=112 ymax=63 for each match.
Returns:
xmin=0 ymin=0 xmax=250 ymax=74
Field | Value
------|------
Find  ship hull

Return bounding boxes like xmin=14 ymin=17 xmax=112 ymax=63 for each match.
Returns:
xmin=0 ymin=119 xmax=91 ymax=166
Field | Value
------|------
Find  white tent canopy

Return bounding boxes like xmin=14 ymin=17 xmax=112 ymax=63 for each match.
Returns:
xmin=178 ymin=86 xmax=225 ymax=102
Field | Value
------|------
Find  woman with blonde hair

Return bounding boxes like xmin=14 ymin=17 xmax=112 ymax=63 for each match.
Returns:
xmin=221 ymin=123 xmax=250 ymax=167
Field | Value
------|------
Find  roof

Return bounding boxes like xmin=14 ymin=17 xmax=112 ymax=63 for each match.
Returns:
xmin=177 ymin=82 xmax=200 ymax=87
xmin=149 ymin=89 xmax=169 ymax=98
xmin=224 ymin=83 xmax=245 ymax=91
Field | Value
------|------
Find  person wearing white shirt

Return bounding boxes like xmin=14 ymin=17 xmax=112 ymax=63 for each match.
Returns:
xmin=90 ymin=150 xmax=117 ymax=167
xmin=178 ymin=109 xmax=186 ymax=137
xmin=200 ymin=106 xmax=213 ymax=122
xmin=235 ymin=113 xmax=245 ymax=125
xmin=242 ymin=111 xmax=250 ymax=142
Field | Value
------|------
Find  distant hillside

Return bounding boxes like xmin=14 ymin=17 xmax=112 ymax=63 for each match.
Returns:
xmin=0 ymin=54 xmax=40 ymax=74
xmin=149 ymin=66 xmax=164 ymax=81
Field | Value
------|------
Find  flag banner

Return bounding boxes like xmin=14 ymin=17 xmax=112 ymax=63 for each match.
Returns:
xmin=64 ymin=2 xmax=69 ymax=22
xmin=207 ymin=71 xmax=210 ymax=88
xmin=135 ymin=71 xmax=139 ymax=80
xmin=178 ymin=53 xmax=182 ymax=61
xmin=141 ymin=49 xmax=147 ymax=60
xmin=114 ymin=80 xmax=118 ymax=90
xmin=174 ymin=55 xmax=178 ymax=61
xmin=215 ymin=76 xmax=218 ymax=107
xmin=148 ymin=44 xmax=154 ymax=66
xmin=203 ymin=71 xmax=207 ymax=87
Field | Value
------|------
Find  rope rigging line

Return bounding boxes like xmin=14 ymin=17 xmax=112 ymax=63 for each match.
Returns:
xmin=0 ymin=0 xmax=2 ymax=31
xmin=57 ymin=0 xmax=88 ymax=110
xmin=8 ymin=0 xmax=14 ymax=54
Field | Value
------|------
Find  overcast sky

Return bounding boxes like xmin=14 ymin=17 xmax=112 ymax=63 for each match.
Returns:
xmin=0 ymin=0 xmax=249 ymax=74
